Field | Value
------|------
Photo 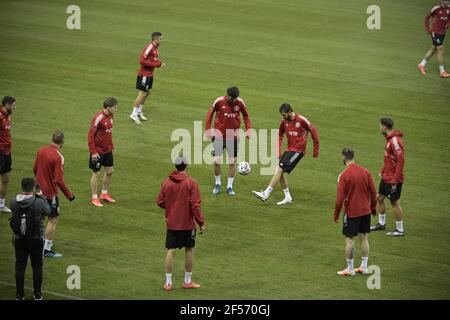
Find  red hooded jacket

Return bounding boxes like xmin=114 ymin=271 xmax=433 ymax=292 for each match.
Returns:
xmin=156 ymin=171 xmax=205 ymax=230
xmin=381 ymin=131 xmax=405 ymax=184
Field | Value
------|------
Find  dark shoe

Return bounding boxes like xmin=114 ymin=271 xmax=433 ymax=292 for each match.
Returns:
xmin=370 ymin=223 xmax=386 ymax=231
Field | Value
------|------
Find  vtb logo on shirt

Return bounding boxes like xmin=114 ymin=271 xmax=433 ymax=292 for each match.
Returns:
xmin=105 ymin=129 xmax=113 ymax=133
xmin=223 ymin=113 xmax=237 ymax=119
xmin=288 ymin=131 xmax=299 ymax=136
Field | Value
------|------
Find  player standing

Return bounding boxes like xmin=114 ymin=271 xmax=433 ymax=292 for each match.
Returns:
xmin=418 ymin=0 xmax=450 ymax=78
xmin=205 ymin=87 xmax=252 ymax=195
xmin=130 ymin=32 xmax=166 ymax=124
xmin=252 ymin=103 xmax=319 ymax=205
xmin=34 ymin=131 xmax=75 ymax=258
xmin=0 ymin=96 xmax=15 ymax=213
xmin=333 ymin=148 xmax=377 ymax=276
xmin=371 ymin=118 xmax=406 ymax=236
xmin=88 ymin=97 xmax=118 ymax=207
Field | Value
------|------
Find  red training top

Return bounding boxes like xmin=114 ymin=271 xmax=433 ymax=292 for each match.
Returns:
xmin=87 ymin=110 xmax=114 ymax=155
xmin=278 ymin=114 xmax=319 ymax=158
xmin=381 ymin=131 xmax=405 ymax=184
xmin=425 ymin=4 xmax=450 ymax=35
xmin=137 ymin=41 xmax=162 ymax=77
xmin=0 ymin=106 xmax=12 ymax=155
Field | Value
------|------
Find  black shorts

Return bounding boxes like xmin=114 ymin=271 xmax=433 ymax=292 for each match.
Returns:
xmin=166 ymin=229 xmax=196 ymax=249
xmin=212 ymin=138 xmax=239 ymax=158
xmin=279 ymin=151 xmax=303 ymax=174
xmin=343 ymin=214 xmax=371 ymax=237
xmin=136 ymin=75 xmax=154 ymax=91
xmin=379 ymin=180 xmax=402 ymax=201
xmin=89 ymin=152 xmax=114 ymax=172
xmin=0 ymin=152 xmax=12 ymax=174
xmin=47 ymin=196 xmax=60 ymax=218
xmin=431 ymin=33 xmax=445 ymax=47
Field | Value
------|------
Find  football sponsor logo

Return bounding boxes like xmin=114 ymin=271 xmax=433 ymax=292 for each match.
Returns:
xmin=295 ymin=122 xmax=300 ymax=128
xmin=234 ymin=105 xmax=239 ymax=111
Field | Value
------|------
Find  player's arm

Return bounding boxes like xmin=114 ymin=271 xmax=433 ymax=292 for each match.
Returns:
xmin=33 ymin=153 xmax=38 ymax=176
xmin=156 ymin=184 xmax=166 ymax=209
xmin=333 ymin=174 xmax=346 ymax=222
xmin=239 ymin=101 xmax=252 ymax=138
xmin=302 ymin=117 xmax=319 ymax=157
xmin=205 ymin=103 xmax=217 ymax=139
xmin=392 ymin=140 xmax=405 ymax=185
xmin=87 ymin=118 xmax=99 ymax=157
xmin=53 ymin=158 xmax=73 ymax=200
xmin=425 ymin=8 xmax=436 ymax=33
xmin=189 ymin=180 xmax=206 ymax=228
xmin=277 ymin=121 xmax=285 ymax=158
xmin=368 ymin=173 xmax=377 ymax=215
xmin=140 ymin=51 xmax=163 ymax=68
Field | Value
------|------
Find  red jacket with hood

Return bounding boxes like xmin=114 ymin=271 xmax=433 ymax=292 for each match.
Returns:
xmin=156 ymin=171 xmax=205 ymax=230
xmin=381 ymin=131 xmax=405 ymax=184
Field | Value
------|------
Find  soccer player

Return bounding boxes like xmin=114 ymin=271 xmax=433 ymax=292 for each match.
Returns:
xmin=156 ymin=156 xmax=206 ymax=291
xmin=34 ymin=131 xmax=75 ymax=258
xmin=418 ymin=0 xmax=450 ymax=78
xmin=371 ymin=118 xmax=406 ymax=236
xmin=88 ymin=97 xmax=118 ymax=207
xmin=205 ymin=86 xmax=252 ymax=195
xmin=333 ymin=148 xmax=377 ymax=276
xmin=0 ymin=96 xmax=15 ymax=213
xmin=130 ymin=32 xmax=166 ymax=124
xmin=252 ymin=103 xmax=319 ymax=205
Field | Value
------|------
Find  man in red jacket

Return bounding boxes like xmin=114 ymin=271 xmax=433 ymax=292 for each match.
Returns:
xmin=418 ymin=0 xmax=450 ymax=78
xmin=130 ymin=32 xmax=166 ymax=124
xmin=334 ymin=148 xmax=377 ymax=276
xmin=156 ymin=156 xmax=206 ymax=291
xmin=205 ymin=86 xmax=252 ymax=195
xmin=88 ymin=97 xmax=118 ymax=207
xmin=252 ymin=103 xmax=319 ymax=205
xmin=34 ymin=131 xmax=75 ymax=258
xmin=371 ymin=118 xmax=406 ymax=237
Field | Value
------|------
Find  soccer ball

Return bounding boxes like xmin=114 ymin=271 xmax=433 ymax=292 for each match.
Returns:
xmin=237 ymin=161 xmax=251 ymax=175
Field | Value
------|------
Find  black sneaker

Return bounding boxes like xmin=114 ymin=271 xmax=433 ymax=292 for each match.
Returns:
xmin=34 ymin=294 xmax=43 ymax=300
xmin=370 ymin=223 xmax=386 ymax=231
xmin=44 ymin=249 xmax=63 ymax=258
xmin=15 ymin=294 xmax=25 ymax=300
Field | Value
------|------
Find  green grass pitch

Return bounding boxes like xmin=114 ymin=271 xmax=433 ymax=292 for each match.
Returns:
xmin=0 ymin=0 xmax=449 ymax=299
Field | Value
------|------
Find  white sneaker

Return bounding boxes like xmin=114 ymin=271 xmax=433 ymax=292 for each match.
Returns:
xmin=276 ymin=198 xmax=292 ymax=205
xmin=138 ymin=113 xmax=148 ymax=121
xmin=130 ymin=113 xmax=141 ymax=124
xmin=0 ymin=206 xmax=12 ymax=213
xmin=251 ymin=190 xmax=268 ymax=203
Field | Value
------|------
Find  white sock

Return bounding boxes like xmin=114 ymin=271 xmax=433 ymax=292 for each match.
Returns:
xmin=361 ymin=257 xmax=368 ymax=269
xmin=92 ymin=194 xmax=98 ymax=199
xmin=184 ymin=272 xmax=192 ymax=284
xmin=263 ymin=186 xmax=273 ymax=197
xmin=44 ymin=239 xmax=53 ymax=251
xmin=347 ymin=259 xmax=354 ymax=271
xmin=132 ymin=107 xmax=139 ymax=116
xmin=101 ymin=189 xmax=108 ymax=195
xmin=165 ymin=273 xmax=172 ymax=286
xmin=420 ymin=59 xmax=427 ymax=66
xmin=227 ymin=177 xmax=234 ymax=189
xmin=283 ymin=188 xmax=291 ymax=199
xmin=215 ymin=175 xmax=221 ymax=185
xmin=439 ymin=65 xmax=445 ymax=73
xmin=396 ymin=221 xmax=404 ymax=232
xmin=378 ymin=213 xmax=386 ymax=225
xmin=137 ymin=105 xmax=143 ymax=114
xmin=0 ymin=198 xmax=4 ymax=208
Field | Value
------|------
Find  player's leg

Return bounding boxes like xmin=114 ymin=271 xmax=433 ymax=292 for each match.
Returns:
xmin=138 ymin=90 xmax=151 ymax=120
xmin=277 ymin=172 xmax=292 ymax=205
xmin=225 ymin=139 xmax=238 ymax=195
xmin=0 ymin=171 xmax=11 ymax=213
xmin=386 ymin=199 xmax=405 ymax=236
xmin=337 ymin=236 xmax=356 ymax=276
xmin=44 ymin=216 xmax=59 ymax=256
xmin=183 ymin=247 xmax=200 ymax=289
xmin=212 ymin=138 xmax=224 ymax=194
xmin=164 ymin=248 xmax=176 ymax=290
xmin=419 ymin=45 xmax=437 ymax=74
xmin=30 ymin=239 xmax=44 ymax=299
xmin=252 ymin=166 xmax=282 ymax=202
xmin=355 ymin=233 xmax=369 ymax=274
xmin=14 ymin=238 xmax=27 ymax=299
xmin=90 ymin=171 xmax=103 ymax=207
xmin=371 ymin=180 xmax=388 ymax=230
xmin=130 ymin=90 xmax=147 ymax=124
xmin=100 ymin=165 xmax=116 ymax=203
xmin=437 ymin=45 xmax=449 ymax=77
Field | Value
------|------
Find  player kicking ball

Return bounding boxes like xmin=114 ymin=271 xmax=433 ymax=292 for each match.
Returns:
xmin=252 ymin=103 xmax=319 ymax=205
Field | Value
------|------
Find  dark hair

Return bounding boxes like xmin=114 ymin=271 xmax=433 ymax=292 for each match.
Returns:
xmin=380 ymin=117 xmax=394 ymax=130
xmin=175 ymin=156 xmax=188 ymax=172
xmin=279 ymin=103 xmax=293 ymax=113
xmin=103 ymin=97 xmax=118 ymax=109
xmin=152 ymin=32 xmax=162 ymax=40
xmin=21 ymin=178 xmax=36 ymax=193
xmin=2 ymin=96 xmax=15 ymax=106
xmin=52 ymin=131 xmax=64 ymax=145
xmin=227 ymin=87 xmax=240 ymax=99
xmin=342 ymin=148 xmax=355 ymax=161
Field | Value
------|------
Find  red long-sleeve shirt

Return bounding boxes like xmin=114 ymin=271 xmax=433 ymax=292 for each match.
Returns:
xmin=33 ymin=144 xmax=73 ymax=200
xmin=425 ymin=4 xmax=450 ymax=35
xmin=334 ymin=163 xmax=377 ymax=219
xmin=381 ymin=131 xmax=405 ymax=184
xmin=156 ymin=171 xmax=205 ymax=230
xmin=205 ymin=96 xmax=252 ymax=140
xmin=87 ymin=110 xmax=114 ymax=155
xmin=0 ymin=106 xmax=12 ymax=155
xmin=278 ymin=114 xmax=319 ymax=158
xmin=137 ymin=41 xmax=162 ymax=77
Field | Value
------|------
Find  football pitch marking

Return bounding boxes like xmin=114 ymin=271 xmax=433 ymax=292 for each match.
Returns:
xmin=0 ymin=280 xmax=85 ymax=300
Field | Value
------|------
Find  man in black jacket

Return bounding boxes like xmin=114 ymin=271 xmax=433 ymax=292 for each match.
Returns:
xmin=10 ymin=178 xmax=51 ymax=300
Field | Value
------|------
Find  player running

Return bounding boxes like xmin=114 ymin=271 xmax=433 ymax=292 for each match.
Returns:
xmin=0 ymin=96 xmax=16 ymax=213
xmin=252 ymin=103 xmax=319 ymax=205
xmin=371 ymin=118 xmax=406 ymax=236
xmin=88 ymin=97 xmax=118 ymax=207
xmin=130 ymin=32 xmax=166 ymax=124
xmin=418 ymin=0 xmax=450 ymax=78
xmin=205 ymin=86 xmax=252 ymax=195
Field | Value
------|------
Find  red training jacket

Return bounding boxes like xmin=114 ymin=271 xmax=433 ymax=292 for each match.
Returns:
xmin=33 ymin=144 xmax=73 ymax=200
xmin=425 ymin=4 xmax=450 ymax=35
xmin=137 ymin=41 xmax=162 ymax=77
xmin=156 ymin=171 xmax=205 ymax=230
xmin=278 ymin=114 xmax=319 ymax=158
xmin=334 ymin=163 xmax=377 ymax=220
xmin=381 ymin=131 xmax=405 ymax=184
xmin=87 ymin=110 xmax=114 ymax=155
xmin=205 ymin=96 xmax=252 ymax=140
xmin=0 ymin=106 xmax=12 ymax=155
